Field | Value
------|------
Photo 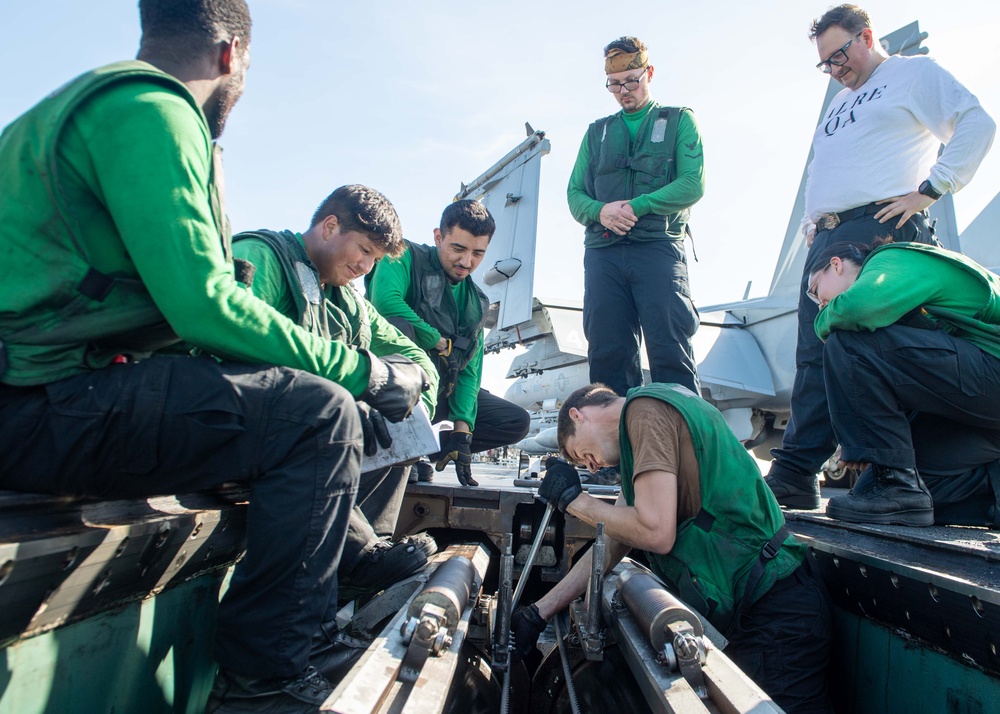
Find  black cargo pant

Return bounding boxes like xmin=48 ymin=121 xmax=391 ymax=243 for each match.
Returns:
xmin=583 ymin=239 xmax=700 ymax=397
xmin=824 ymin=326 xmax=1000 ymax=525
xmin=769 ymin=207 xmax=935 ymax=483
xmin=433 ymin=388 xmax=530 ymax=454
xmin=0 ymin=355 xmax=360 ymax=679
xmin=727 ymin=561 xmax=833 ymax=714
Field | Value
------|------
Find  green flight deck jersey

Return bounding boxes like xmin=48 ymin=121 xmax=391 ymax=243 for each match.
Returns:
xmin=567 ymin=102 xmax=705 ymax=248
xmin=232 ymin=230 xmax=438 ymax=417
xmin=816 ymin=243 xmax=1000 ymax=360
xmin=0 ymin=61 xmax=372 ymax=394
xmin=367 ymin=240 xmax=488 ymax=428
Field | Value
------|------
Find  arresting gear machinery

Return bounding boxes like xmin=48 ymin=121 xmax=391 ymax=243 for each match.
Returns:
xmin=320 ymin=509 xmax=783 ymax=713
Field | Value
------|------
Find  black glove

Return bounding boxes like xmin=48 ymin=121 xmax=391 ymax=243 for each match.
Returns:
xmin=539 ymin=457 xmax=583 ymax=512
xmin=510 ymin=603 xmax=547 ymax=662
xmin=356 ymin=402 xmax=392 ymax=457
xmin=359 ymin=350 xmax=430 ymax=423
xmin=436 ymin=431 xmax=478 ymax=486
xmin=433 ymin=339 xmax=461 ymax=399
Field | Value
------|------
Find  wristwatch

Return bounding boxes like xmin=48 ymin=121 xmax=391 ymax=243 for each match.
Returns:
xmin=918 ymin=180 xmax=942 ymax=201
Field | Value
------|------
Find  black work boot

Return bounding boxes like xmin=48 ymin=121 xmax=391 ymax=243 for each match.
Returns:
xmin=207 ymin=665 xmax=332 ymax=713
xmin=764 ymin=472 xmax=821 ymax=509
xmin=826 ymin=465 xmax=934 ymax=526
xmin=338 ymin=533 xmax=437 ymax=603
xmin=415 ymin=460 xmax=434 ymax=482
xmin=309 ymin=621 xmax=370 ymax=685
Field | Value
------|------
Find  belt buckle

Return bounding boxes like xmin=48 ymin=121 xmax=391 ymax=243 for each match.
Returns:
xmin=816 ymin=213 xmax=840 ymax=232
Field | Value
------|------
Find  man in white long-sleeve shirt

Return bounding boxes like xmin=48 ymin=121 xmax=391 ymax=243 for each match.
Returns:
xmin=765 ymin=3 xmax=996 ymax=510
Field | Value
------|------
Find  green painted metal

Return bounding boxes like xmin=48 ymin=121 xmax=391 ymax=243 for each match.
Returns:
xmin=831 ymin=608 xmax=999 ymax=714
xmin=0 ymin=571 xmax=227 ymax=714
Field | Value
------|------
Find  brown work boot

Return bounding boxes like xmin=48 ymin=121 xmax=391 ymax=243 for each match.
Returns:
xmin=826 ymin=465 xmax=933 ymax=526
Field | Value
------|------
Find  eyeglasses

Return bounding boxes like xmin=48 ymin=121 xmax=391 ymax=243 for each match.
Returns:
xmin=806 ymin=262 xmax=833 ymax=305
xmin=816 ymin=31 xmax=864 ymax=73
xmin=606 ymin=72 xmax=647 ymax=93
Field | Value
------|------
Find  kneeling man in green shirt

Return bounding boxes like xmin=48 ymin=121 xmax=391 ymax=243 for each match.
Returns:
xmin=366 ymin=200 xmax=530 ymax=486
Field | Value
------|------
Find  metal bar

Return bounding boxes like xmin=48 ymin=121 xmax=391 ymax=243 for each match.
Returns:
xmin=497 ymin=533 xmax=514 ymax=714
xmin=511 ymin=501 xmax=554 ymax=612
xmin=586 ymin=522 xmax=605 ymax=635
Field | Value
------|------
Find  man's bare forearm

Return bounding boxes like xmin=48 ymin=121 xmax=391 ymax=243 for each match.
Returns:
xmin=535 ymin=526 xmax=631 ymax=620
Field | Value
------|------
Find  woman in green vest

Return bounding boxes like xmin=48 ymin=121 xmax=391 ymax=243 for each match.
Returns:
xmin=808 ymin=239 xmax=1000 ymax=528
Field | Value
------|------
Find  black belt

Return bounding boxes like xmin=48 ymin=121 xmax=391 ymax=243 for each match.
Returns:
xmin=816 ymin=202 xmax=881 ymax=232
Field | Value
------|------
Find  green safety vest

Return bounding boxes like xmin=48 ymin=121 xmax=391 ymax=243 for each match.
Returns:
xmin=232 ymin=230 xmax=371 ymax=349
xmin=583 ymin=104 xmax=689 ymax=245
xmin=405 ymin=240 xmax=489 ymax=375
xmin=0 ymin=61 xmax=229 ymax=384
xmin=867 ymin=243 xmax=1000 ymax=360
xmin=618 ymin=383 xmax=805 ymax=633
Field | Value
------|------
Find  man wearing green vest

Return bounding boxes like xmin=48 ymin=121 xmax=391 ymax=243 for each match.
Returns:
xmin=367 ymin=200 xmax=530 ymax=486
xmin=232 ymin=184 xmax=439 ymax=605
xmin=0 ymin=2 xmax=429 ymax=712
xmin=807 ymin=240 xmax=1000 ymax=528
xmin=512 ymin=383 xmax=832 ymax=714
xmin=568 ymin=36 xmax=705 ymax=397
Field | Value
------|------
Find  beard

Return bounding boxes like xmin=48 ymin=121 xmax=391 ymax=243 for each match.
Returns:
xmin=203 ymin=73 xmax=244 ymax=140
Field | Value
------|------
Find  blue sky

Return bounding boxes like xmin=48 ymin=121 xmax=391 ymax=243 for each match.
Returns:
xmin=3 ymin=0 xmax=998 ymax=394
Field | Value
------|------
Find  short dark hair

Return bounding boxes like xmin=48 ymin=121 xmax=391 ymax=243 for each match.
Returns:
xmin=807 ymin=236 xmax=892 ymax=277
xmin=311 ymin=185 xmax=404 ymax=258
xmin=810 ymin=4 xmax=871 ymax=40
xmin=139 ymin=0 xmax=252 ymax=58
xmin=557 ymin=383 xmax=618 ymax=451
xmin=603 ymin=36 xmax=647 ymax=57
xmin=440 ymin=200 xmax=496 ymax=240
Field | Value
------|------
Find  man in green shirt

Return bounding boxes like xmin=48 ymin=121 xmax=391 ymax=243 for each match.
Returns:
xmin=807 ymin=240 xmax=1000 ymax=527
xmin=512 ymin=383 xmax=831 ymax=714
xmin=232 ymin=184 xmax=439 ymax=605
xmin=0 ymin=2 xmax=429 ymax=712
xmin=367 ymin=200 xmax=530 ymax=486
xmin=567 ymin=36 xmax=705 ymax=397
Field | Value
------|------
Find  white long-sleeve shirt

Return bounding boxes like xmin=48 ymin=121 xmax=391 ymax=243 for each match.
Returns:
xmin=803 ymin=54 xmax=995 ymax=230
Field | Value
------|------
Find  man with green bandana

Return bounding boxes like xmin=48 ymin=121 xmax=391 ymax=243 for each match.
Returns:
xmin=511 ymin=384 xmax=832 ymax=714
xmin=0 ymin=2 xmax=429 ymax=712
xmin=232 ymin=184 xmax=439 ymax=605
xmin=367 ymin=200 xmax=530 ymax=487
xmin=568 ymin=36 xmax=705 ymax=398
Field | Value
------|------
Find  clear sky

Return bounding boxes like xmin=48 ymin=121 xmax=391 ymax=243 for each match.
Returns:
xmin=2 ymin=0 xmax=998 ymax=394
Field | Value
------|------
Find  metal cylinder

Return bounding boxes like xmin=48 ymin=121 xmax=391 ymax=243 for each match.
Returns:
xmin=408 ymin=555 xmax=476 ymax=629
xmin=617 ymin=569 xmax=703 ymax=651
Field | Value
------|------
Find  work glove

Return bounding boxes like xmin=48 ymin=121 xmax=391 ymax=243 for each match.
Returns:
xmin=436 ymin=431 xmax=478 ymax=486
xmin=538 ymin=457 xmax=583 ymax=513
xmin=433 ymin=339 xmax=461 ymax=399
xmin=356 ymin=401 xmax=392 ymax=457
xmin=359 ymin=350 xmax=430 ymax=423
xmin=510 ymin=603 xmax=547 ymax=662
